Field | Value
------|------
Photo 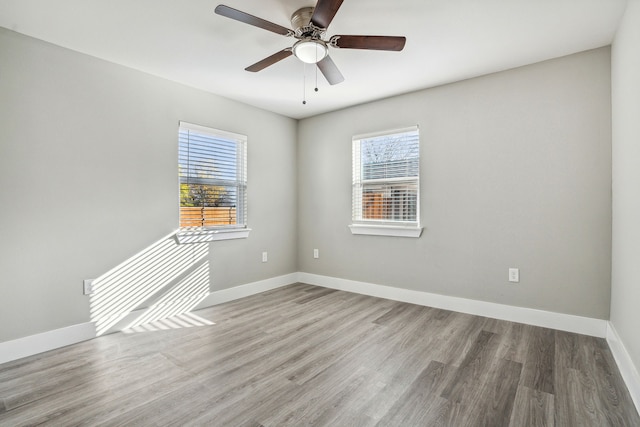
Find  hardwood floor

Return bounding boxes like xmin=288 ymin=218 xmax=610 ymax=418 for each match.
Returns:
xmin=1 ymin=283 xmax=638 ymax=426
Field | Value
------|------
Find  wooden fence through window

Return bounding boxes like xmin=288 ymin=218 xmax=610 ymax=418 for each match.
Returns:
xmin=179 ymin=206 xmax=237 ymax=228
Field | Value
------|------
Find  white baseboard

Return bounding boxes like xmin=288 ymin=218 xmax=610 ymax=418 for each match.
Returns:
xmin=195 ymin=273 xmax=298 ymax=308
xmin=297 ymin=272 xmax=608 ymax=338
xmin=607 ymin=322 xmax=640 ymax=414
xmin=0 ymin=273 xmax=296 ymax=365
xmin=0 ymin=322 xmax=97 ymax=365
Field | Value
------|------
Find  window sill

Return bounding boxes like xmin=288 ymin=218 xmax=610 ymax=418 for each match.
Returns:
xmin=349 ymin=224 xmax=423 ymax=238
xmin=175 ymin=227 xmax=251 ymax=244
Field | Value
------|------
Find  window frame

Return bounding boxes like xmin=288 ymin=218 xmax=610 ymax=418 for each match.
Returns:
xmin=176 ymin=121 xmax=250 ymax=244
xmin=349 ymin=126 xmax=423 ymax=238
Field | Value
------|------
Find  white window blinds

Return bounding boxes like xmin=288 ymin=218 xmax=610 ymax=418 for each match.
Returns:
xmin=178 ymin=122 xmax=247 ymax=229
xmin=352 ymin=126 xmax=420 ymax=226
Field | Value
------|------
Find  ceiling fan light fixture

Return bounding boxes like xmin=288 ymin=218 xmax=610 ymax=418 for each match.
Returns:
xmin=293 ymin=39 xmax=327 ymax=64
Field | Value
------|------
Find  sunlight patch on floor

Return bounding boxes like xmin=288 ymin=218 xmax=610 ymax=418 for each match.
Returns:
xmin=122 ymin=312 xmax=215 ymax=333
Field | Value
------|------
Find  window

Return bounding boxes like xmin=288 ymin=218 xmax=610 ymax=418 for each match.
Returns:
xmin=350 ymin=126 xmax=423 ymax=238
xmin=177 ymin=122 xmax=249 ymax=243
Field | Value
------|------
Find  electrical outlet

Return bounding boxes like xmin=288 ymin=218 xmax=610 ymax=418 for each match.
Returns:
xmin=508 ymin=268 xmax=519 ymax=283
xmin=83 ymin=279 xmax=94 ymax=295
xmin=313 ymin=249 xmax=319 ymax=259
xmin=262 ymin=252 xmax=268 ymax=263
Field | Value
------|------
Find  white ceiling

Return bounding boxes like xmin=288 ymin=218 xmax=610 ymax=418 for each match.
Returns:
xmin=0 ymin=0 xmax=627 ymax=119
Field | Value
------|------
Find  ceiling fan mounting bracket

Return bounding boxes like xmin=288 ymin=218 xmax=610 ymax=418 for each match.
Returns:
xmin=294 ymin=25 xmax=325 ymax=40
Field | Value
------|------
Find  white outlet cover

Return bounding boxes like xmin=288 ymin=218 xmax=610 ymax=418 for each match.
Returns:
xmin=83 ymin=279 xmax=94 ymax=295
xmin=508 ymin=268 xmax=520 ymax=283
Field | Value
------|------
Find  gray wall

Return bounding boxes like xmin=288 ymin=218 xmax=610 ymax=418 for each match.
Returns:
xmin=0 ymin=27 xmax=298 ymax=342
xmin=0 ymin=24 xmax=616 ymax=346
xmin=611 ymin=0 xmax=640 ymax=378
xmin=298 ymin=47 xmax=612 ymax=319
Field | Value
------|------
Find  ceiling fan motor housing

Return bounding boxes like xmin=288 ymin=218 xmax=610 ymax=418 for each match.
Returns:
xmin=291 ymin=7 xmax=325 ymax=38
xmin=291 ymin=7 xmax=314 ymax=31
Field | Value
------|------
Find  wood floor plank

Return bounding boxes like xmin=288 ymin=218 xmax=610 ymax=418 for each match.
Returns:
xmin=2 ymin=353 xmax=161 ymax=412
xmin=0 ymin=283 xmax=638 ymax=426
xmin=169 ymin=295 xmax=392 ymax=423
xmin=284 ymin=323 xmax=385 ymax=386
xmin=588 ymin=338 xmax=640 ymax=426
xmin=440 ymin=330 xmax=500 ymax=400
xmin=269 ymin=366 xmax=379 ymax=426
xmin=372 ymin=301 xmax=424 ymax=326
xmin=470 ymin=358 xmax=522 ymax=426
xmin=434 ymin=330 xmax=522 ymax=426
xmin=327 ymin=410 xmax=378 ymax=427
xmin=376 ymin=360 xmax=456 ymax=426
xmin=312 ymin=374 xmax=387 ymax=427
xmin=0 ymin=335 xmax=120 ymax=384
xmin=554 ymin=330 xmax=640 ymax=426
xmin=522 ymin=326 xmax=555 ymax=394
xmin=509 ymin=386 xmax=555 ymax=427
xmin=284 ymin=303 xmax=436 ymax=389
xmin=556 ymin=330 xmax=582 ymax=370
xmin=292 ymin=287 xmax=338 ymax=304
xmin=192 ymin=294 xmax=391 ymax=387
xmin=98 ymin=379 xmax=214 ymax=426
xmin=494 ymin=322 xmax=534 ymax=363
xmin=0 ymin=353 xmax=193 ymax=426
xmin=571 ymin=367 xmax=612 ymax=426
xmin=179 ymin=374 xmax=297 ymax=426
xmin=355 ymin=308 xmax=451 ymax=420
xmin=426 ymin=311 xmax=488 ymax=366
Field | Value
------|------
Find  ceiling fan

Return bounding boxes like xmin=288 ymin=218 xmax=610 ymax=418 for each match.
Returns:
xmin=214 ymin=0 xmax=406 ymax=85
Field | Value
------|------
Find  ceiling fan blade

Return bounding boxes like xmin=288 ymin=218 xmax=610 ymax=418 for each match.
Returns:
xmin=333 ymin=35 xmax=406 ymax=51
xmin=317 ymin=55 xmax=344 ymax=85
xmin=215 ymin=5 xmax=292 ymax=36
xmin=310 ymin=0 xmax=344 ymax=29
xmin=245 ymin=49 xmax=293 ymax=72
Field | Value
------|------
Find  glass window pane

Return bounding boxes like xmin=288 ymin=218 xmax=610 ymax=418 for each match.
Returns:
xmin=352 ymin=127 xmax=420 ymax=225
xmin=179 ymin=123 xmax=246 ymax=229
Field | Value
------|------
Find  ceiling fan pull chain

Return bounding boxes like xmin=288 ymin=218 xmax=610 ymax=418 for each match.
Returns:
xmin=315 ymin=47 xmax=319 ymax=92
xmin=314 ymin=53 xmax=318 ymax=92
xmin=302 ymin=63 xmax=307 ymax=105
